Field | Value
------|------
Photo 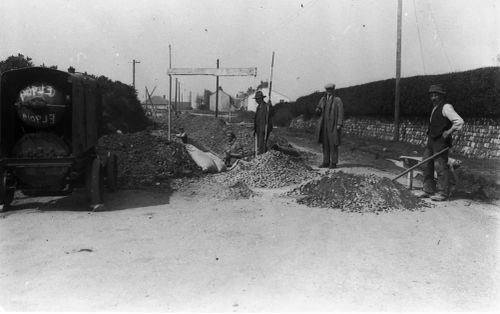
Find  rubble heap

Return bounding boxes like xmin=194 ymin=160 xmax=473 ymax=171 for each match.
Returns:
xmin=289 ymin=171 xmax=426 ymax=213
xmin=221 ymin=181 xmax=256 ymax=200
xmin=215 ymin=150 xmax=318 ymax=188
xmin=97 ymin=131 xmax=201 ymax=189
xmin=168 ymin=112 xmax=288 ymax=157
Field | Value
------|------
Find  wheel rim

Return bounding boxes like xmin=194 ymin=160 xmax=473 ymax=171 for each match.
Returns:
xmin=1 ymin=171 xmax=14 ymax=206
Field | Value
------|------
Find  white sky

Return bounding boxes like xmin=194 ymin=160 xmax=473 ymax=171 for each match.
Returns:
xmin=0 ymin=0 xmax=498 ymax=102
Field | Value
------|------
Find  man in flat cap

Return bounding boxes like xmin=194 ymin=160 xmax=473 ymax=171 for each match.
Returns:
xmin=422 ymin=84 xmax=463 ymax=201
xmin=315 ymin=83 xmax=344 ymax=168
xmin=254 ymin=90 xmax=274 ymax=155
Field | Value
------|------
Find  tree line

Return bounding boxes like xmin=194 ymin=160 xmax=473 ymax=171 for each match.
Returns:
xmin=272 ymin=66 xmax=499 ymax=127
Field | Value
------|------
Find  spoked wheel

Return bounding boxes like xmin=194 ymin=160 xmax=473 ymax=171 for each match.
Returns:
xmin=105 ymin=152 xmax=118 ymax=192
xmin=86 ymin=156 xmax=104 ymax=207
xmin=0 ymin=170 xmax=15 ymax=211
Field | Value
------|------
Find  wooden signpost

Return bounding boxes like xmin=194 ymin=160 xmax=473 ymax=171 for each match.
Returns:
xmin=167 ymin=64 xmax=257 ymax=121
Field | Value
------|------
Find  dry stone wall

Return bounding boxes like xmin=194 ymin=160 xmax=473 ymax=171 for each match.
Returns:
xmin=290 ymin=116 xmax=500 ymax=159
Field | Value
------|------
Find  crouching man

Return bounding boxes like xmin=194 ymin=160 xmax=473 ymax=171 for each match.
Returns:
xmin=224 ymin=131 xmax=245 ymax=167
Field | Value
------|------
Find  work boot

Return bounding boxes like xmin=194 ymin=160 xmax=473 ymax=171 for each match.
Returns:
xmin=430 ymin=193 xmax=447 ymax=201
xmin=319 ymin=163 xmax=329 ymax=168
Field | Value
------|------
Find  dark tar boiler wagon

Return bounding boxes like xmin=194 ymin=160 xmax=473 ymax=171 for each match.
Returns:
xmin=0 ymin=67 xmax=117 ymax=211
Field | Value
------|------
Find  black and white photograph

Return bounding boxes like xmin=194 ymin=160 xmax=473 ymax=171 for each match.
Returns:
xmin=0 ymin=0 xmax=499 ymax=311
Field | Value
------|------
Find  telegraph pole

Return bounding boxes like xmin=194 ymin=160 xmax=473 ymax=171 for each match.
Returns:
xmin=132 ymin=59 xmax=140 ymax=89
xmin=215 ymin=59 xmax=220 ymax=118
xmin=393 ymin=0 xmax=402 ymax=141
xmin=168 ymin=45 xmax=172 ymax=140
xmin=175 ymin=78 xmax=178 ymax=115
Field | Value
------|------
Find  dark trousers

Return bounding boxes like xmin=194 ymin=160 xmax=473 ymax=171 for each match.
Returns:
xmin=256 ymin=132 xmax=268 ymax=155
xmin=423 ymin=136 xmax=451 ymax=196
xmin=322 ymin=137 xmax=339 ymax=166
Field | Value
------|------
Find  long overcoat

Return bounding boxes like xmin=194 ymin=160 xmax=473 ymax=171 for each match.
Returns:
xmin=254 ymin=102 xmax=274 ymax=137
xmin=315 ymin=95 xmax=344 ymax=146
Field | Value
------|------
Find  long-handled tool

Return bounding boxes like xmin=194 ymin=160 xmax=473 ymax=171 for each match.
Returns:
xmin=254 ymin=133 xmax=258 ymax=158
xmin=263 ymin=51 xmax=275 ymax=151
xmin=392 ymin=147 xmax=449 ymax=182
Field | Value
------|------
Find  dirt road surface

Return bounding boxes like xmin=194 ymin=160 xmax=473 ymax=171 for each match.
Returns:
xmin=1 ymin=134 xmax=499 ymax=311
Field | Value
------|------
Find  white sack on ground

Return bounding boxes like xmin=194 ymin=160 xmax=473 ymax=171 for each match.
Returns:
xmin=206 ymin=151 xmax=227 ymax=172
xmin=185 ymin=144 xmax=219 ymax=173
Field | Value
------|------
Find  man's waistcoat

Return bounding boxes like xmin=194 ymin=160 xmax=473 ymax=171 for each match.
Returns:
xmin=428 ymin=103 xmax=452 ymax=139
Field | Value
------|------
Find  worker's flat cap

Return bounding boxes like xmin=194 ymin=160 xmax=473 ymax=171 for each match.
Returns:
xmin=428 ymin=84 xmax=446 ymax=94
xmin=324 ymin=83 xmax=336 ymax=90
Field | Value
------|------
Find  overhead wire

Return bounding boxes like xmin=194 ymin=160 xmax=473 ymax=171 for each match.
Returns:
xmin=425 ymin=0 xmax=453 ymax=72
xmin=413 ymin=0 xmax=427 ymax=74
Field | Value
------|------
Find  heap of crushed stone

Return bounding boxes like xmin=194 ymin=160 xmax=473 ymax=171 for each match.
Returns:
xmin=288 ymin=171 xmax=427 ymax=213
xmin=212 ymin=150 xmax=319 ymax=188
xmin=222 ymin=181 xmax=256 ymax=199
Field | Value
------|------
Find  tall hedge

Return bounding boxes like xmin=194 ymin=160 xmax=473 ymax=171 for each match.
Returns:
xmin=292 ymin=67 xmax=499 ymax=119
xmin=97 ymin=76 xmax=152 ymax=133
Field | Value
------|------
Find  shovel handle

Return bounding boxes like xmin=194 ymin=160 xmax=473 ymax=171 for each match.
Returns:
xmin=392 ymin=147 xmax=449 ymax=182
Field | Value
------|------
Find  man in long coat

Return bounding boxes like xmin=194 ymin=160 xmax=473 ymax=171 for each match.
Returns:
xmin=315 ymin=83 xmax=344 ymax=168
xmin=254 ymin=90 xmax=274 ymax=155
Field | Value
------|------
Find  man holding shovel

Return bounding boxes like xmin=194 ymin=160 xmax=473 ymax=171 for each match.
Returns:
xmin=422 ymin=84 xmax=463 ymax=201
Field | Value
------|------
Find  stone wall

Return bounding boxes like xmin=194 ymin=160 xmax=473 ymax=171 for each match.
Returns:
xmin=290 ymin=116 xmax=500 ymax=159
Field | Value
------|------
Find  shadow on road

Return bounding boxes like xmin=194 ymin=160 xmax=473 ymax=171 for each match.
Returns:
xmin=3 ymin=187 xmax=173 ymax=215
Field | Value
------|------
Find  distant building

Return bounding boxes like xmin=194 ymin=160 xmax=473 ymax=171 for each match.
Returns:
xmin=209 ymin=87 xmax=235 ymax=112
xmin=242 ymin=88 xmax=291 ymax=112
xmin=142 ymin=95 xmax=191 ymax=117
xmin=142 ymin=95 xmax=168 ymax=117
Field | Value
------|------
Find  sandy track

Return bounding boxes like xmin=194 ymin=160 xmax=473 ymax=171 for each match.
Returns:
xmin=1 ymin=181 xmax=499 ymax=311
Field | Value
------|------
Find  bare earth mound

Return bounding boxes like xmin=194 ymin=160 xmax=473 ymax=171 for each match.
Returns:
xmin=98 ymin=131 xmax=201 ymax=189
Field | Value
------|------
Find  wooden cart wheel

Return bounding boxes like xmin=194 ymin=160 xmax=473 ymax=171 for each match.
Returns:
xmin=106 ymin=152 xmax=118 ymax=192
xmin=0 ymin=170 xmax=14 ymax=210
xmin=87 ymin=156 xmax=104 ymax=206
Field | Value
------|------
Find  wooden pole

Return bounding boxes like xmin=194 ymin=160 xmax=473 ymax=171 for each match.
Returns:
xmin=215 ymin=59 xmax=219 ymax=118
xmin=132 ymin=59 xmax=140 ymax=89
xmin=168 ymin=44 xmax=172 ymax=140
xmin=393 ymin=0 xmax=402 ymax=141
xmin=264 ymin=51 xmax=275 ymax=147
xmin=175 ymin=78 xmax=178 ymax=115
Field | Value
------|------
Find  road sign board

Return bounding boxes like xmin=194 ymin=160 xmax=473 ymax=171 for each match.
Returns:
xmin=167 ymin=67 xmax=257 ymax=77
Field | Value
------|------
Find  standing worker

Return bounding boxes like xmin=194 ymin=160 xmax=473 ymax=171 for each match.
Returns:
xmin=422 ymin=84 xmax=463 ymax=201
xmin=315 ymin=83 xmax=344 ymax=168
xmin=254 ymin=90 xmax=274 ymax=155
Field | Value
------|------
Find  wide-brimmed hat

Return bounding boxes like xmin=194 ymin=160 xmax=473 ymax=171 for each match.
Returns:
xmin=428 ymin=84 xmax=446 ymax=95
xmin=324 ymin=83 xmax=335 ymax=90
xmin=254 ymin=90 xmax=266 ymax=99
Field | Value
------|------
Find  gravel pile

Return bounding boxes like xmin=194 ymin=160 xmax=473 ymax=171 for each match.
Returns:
xmin=221 ymin=181 xmax=256 ymax=200
xmin=213 ymin=150 xmax=318 ymax=188
xmin=97 ymin=131 xmax=201 ymax=189
xmin=96 ymin=114 xmax=306 ymax=190
xmin=288 ymin=171 xmax=426 ymax=213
